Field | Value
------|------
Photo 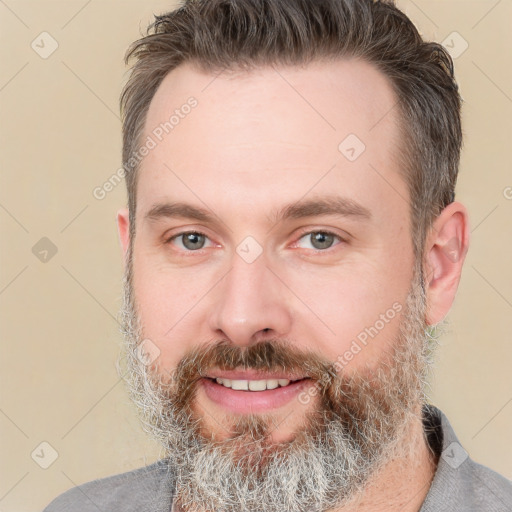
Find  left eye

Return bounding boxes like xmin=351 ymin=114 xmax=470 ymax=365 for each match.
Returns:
xmin=296 ymin=231 xmax=342 ymax=250
xmin=168 ymin=232 xmax=213 ymax=251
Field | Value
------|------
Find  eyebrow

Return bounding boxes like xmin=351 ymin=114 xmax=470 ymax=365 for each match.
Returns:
xmin=144 ymin=195 xmax=372 ymax=226
xmin=270 ymin=195 xmax=372 ymax=224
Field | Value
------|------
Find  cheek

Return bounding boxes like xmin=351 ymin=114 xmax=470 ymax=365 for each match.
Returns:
xmin=286 ymin=261 xmax=409 ymax=370
xmin=131 ymin=256 xmax=216 ymax=369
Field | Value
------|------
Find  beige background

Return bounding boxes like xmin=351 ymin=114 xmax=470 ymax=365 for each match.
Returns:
xmin=1 ymin=1 xmax=511 ymax=510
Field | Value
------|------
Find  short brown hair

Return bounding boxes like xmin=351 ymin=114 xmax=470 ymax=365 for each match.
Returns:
xmin=120 ymin=0 xmax=462 ymax=258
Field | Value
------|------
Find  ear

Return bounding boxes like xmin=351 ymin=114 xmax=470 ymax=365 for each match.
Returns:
xmin=116 ymin=208 xmax=131 ymax=270
xmin=423 ymin=201 xmax=470 ymax=325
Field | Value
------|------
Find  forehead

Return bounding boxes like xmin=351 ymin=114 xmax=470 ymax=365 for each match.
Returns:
xmin=136 ymin=58 xmax=407 ymax=222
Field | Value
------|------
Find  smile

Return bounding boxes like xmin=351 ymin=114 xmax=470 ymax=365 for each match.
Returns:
xmin=201 ymin=375 xmax=312 ymax=413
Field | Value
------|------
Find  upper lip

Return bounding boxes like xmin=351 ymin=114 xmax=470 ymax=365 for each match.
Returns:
xmin=204 ymin=369 xmax=308 ymax=381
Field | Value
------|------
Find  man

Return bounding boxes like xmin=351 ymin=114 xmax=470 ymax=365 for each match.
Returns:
xmin=43 ymin=0 xmax=512 ymax=511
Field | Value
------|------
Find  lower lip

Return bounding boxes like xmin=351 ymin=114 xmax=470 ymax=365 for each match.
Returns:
xmin=201 ymin=378 xmax=312 ymax=414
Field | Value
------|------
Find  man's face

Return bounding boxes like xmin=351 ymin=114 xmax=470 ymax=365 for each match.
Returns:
xmin=129 ymin=58 xmax=416 ymax=437
xmin=119 ymin=59 xmax=428 ymax=510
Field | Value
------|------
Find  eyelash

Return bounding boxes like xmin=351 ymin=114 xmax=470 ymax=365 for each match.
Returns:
xmin=165 ymin=229 xmax=345 ymax=254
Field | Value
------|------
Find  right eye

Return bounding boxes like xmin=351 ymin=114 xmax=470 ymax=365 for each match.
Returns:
xmin=166 ymin=231 xmax=214 ymax=252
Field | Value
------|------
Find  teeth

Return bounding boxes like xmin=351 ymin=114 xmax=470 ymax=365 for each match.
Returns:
xmin=231 ymin=379 xmax=248 ymax=391
xmin=249 ymin=380 xmax=267 ymax=391
xmin=215 ymin=378 xmax=291 ymax=391
xmin=266 ymin=379 xmax=279 ymax=390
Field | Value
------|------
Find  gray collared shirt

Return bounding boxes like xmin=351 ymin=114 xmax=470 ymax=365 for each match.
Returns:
xmin=43 ymin=405 xmax=512 ymax=511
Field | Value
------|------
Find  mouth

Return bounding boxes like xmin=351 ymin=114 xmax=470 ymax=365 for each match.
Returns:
xmin=200 ymin=370 xmax=312 ymax=413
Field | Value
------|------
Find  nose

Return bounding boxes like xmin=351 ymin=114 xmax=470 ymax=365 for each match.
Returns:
xmin=208 ymin=251 xmax=293 ymax=347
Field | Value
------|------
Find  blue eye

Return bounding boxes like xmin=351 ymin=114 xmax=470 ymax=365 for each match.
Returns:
xmin=296 ymin=231 xmax=342 ymax=250
xmin=168 ymin=231 xmax=212 ymax=251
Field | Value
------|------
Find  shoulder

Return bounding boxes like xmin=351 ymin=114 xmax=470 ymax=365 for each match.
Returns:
xmin=460 ymin=458 xmax=512 ymax=509
xmin=425 ymin=455 xmax=512 ymax=511
xmin=42 ymin=459 xmax=174 ymax=512
xmin=421 ymin=405 xmax=512 ymax=511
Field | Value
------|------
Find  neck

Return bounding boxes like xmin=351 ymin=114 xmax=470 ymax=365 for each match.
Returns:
xmin=330 ymin=404 xmax=438 ymax=512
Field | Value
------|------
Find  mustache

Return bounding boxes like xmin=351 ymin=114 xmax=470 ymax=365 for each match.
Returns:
xmin=179 ymin=338 xmax=334 ymax=377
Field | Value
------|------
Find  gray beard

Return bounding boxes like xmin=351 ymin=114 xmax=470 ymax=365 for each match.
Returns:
xmin=118 ymin=260 xmax=436 ymax=512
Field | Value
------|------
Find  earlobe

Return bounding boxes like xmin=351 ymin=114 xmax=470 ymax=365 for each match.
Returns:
xmin=116 ymin=208 xmax=131 ymax=269
xmin=424 ymin=202 xmax=470 ymax=325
